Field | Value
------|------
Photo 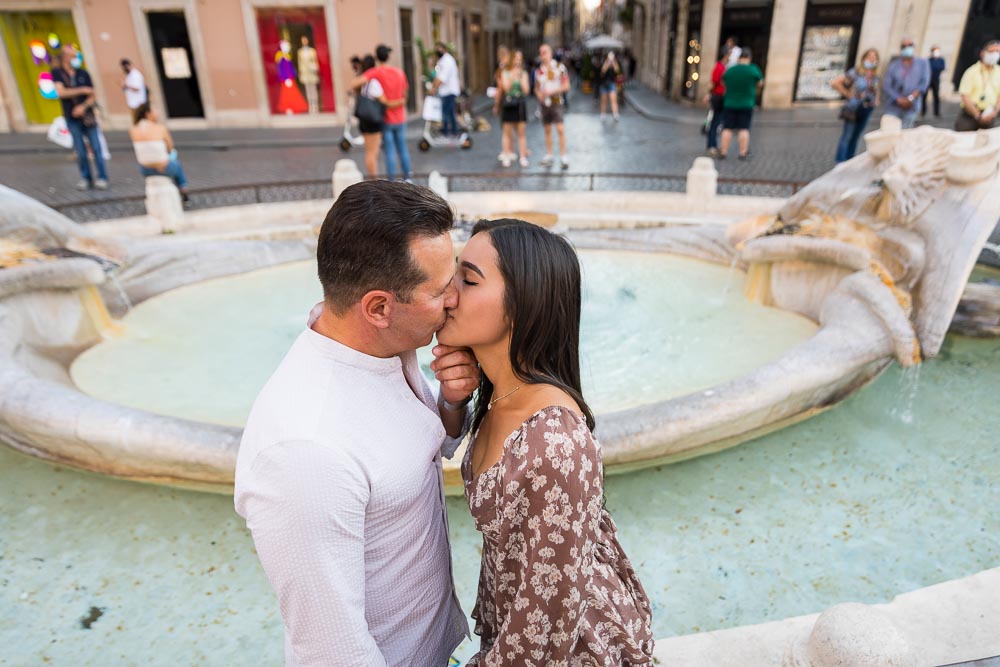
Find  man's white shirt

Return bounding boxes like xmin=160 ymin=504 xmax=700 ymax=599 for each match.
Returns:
xmin=235 ymin=310 xmax=469 ymax=666
xmin=124 ymin=68 xmax=147 ymax=109
xmin=435 ymin=53 xmax=461 ymax=96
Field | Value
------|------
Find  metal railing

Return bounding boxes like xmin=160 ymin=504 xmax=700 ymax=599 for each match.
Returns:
xmin=51 ymin=173 xmax=808 ymax=223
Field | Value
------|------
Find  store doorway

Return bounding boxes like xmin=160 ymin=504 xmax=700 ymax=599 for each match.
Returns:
xmin=721 ymin=0 xmax=774 ymax=105
xmin=399 ymin=7 xmax=417 ymax=112
xmin=146 ymin=10 xmax=204 ymax=118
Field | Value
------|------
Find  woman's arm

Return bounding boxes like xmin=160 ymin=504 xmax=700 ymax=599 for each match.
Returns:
xmin=831 ymin=73 xmax=852 ymax=99
xmin=162 ymin=126 xmax=175 ymax=154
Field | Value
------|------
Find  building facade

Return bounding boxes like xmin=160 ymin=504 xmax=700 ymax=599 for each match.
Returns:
xmin=0 ymin=0 xmax=507 ymax=133
xmin=626 ymin=0 xmax=994 ymax=108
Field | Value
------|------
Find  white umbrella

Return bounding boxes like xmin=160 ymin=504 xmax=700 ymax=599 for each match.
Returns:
xmin=584 ymin=35 xmax=624 ymax=50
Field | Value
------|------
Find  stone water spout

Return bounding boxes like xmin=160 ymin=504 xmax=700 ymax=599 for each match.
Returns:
xmin=727 ymin=118 xmax=1000 ymax=368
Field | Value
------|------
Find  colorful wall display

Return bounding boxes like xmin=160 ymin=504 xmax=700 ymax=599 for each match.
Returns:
xmin=255 ymin=7 xmax=335 ymax=115
xmin=0 ymin=11 xmax=81 ymax=125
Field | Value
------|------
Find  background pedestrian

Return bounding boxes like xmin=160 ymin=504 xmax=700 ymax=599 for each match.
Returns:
xmin=706 ymin=48 xmax=728 ymax=156
xmin=883 ymin=37 xmax=930 ymax=128
xmin=51 ymin=45 xmax=108 ymax=190
xmin=922 ymin=45 xmax=945 ymax=118
xmin=599 ymin=51 xmax=621 ymax=121
xmin=498 ymin=50 xmax=529 ymax=168
xmin=955 ymin=39 xmax=1000 ymax=131
xmin=832 ymin=48 xmax=881 ymax=162
xmin=718 ymin=48 xmax=763 ymax=160
xmin=119 ymin=58 xmax=147 ymax=120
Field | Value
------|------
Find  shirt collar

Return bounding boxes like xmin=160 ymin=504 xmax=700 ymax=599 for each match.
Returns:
xmin=304 ymin=303 xmax=403 ymax=375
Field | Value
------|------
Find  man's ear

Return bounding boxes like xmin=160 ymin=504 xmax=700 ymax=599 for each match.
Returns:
xmin=360 ymin=290 xmax=394 ymax=329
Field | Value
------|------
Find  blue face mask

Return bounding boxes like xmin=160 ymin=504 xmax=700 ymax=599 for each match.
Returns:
xmin=864 ymin=61 xmax=877 ymax=70
xmin=901 ymin=46 xmax=915 ymax=58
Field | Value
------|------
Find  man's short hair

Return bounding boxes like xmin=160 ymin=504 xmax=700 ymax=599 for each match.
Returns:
xmin=120 ymin=58 xmax=131 ymax=67
xmin=983 ymin=39 xmax=1000 ymax=51
xmin=739 ymin=48 xmax=752 ymax=60
xmin=317 ymin=181 xmax=454 ymax=314
xmin=375 ymin=44 xmax=391 ymax=62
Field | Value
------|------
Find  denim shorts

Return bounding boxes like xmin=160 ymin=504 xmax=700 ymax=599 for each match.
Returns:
xmin=599 ymin=81 xmax=617 ymax=95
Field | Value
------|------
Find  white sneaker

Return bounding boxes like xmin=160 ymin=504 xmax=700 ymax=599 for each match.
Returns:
xmin=560 ymin=155 xmax=569 ymax=169
xmin=501 ymin=156 xmax=512 ymax=168
xmin=519 ymin=156 xmax=529 ymax=168
xmin=94 ymin=179 xmax=109 ymax=190
xmin=540 ymin=154 xmax=554 ymax=166
xmin=75 ymin=179 xmax=90 ymax=190
xmin=600 ymin=113 xmax=607 ymax=121
xmin=613 ymin=114 xmax=620 ymax=122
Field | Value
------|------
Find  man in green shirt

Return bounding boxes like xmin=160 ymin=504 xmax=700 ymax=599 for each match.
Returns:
xmin=719 ymin=48 xmax=764 ymax=160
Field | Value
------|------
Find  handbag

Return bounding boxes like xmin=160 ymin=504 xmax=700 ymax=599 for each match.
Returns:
xmin=502 ymin=94 xmax=521 ymax=111
xmin=354 ymin=83 xmax=384 ymax=125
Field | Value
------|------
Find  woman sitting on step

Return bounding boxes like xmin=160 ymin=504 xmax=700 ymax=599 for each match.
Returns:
xmin=129 ymin=102 xmax=190 ymax=203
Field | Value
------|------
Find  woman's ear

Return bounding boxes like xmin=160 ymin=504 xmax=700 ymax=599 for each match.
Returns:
xmin=360 ymin=290 xmax=394 ymax=329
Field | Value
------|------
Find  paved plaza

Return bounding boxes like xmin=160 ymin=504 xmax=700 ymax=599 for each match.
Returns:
xmin=0 ymin=83 xmax=960 ymax=219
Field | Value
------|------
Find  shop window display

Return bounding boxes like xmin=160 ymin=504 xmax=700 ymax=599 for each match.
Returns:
xmin=256 ymin=7 xmax=335 ymax=115
xmin=0 ymin=11 xmax=80 ymax=125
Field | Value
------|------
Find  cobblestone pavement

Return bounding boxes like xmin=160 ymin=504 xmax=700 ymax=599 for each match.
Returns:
xmin=0 ymin=84 xmax=961 ymax=219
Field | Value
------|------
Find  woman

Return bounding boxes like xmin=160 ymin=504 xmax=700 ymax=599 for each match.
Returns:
xmin=600 ymin=51 xmax=621 ymax=121
xmin=438 ymin=219 xmax=655 ymax=665
xmin=831 ymin=48 xmax=880 ymax=162
xmin=706 ymin=48 xmax=729 ymax=156
xmin=492 ymin=45 xmax=513 ymax=165
xmin=499 ymin=50 xmax=530 ymax=168
xmin=129 ymin=102 xmax=190 ymax=202
xmin=354 ymin=55 xmax=404 ymax=178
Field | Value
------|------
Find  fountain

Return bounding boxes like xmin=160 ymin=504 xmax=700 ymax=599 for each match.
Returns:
xmin=1 ymin=121 xmax=998 ymax=664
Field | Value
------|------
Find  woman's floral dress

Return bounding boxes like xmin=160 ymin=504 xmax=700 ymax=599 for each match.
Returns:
xmin=462 ymin=406 xmax=655 ymax=666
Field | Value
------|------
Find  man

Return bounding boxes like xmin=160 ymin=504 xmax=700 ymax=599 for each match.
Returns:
xmin=429 ymin=42 xmax=461 ymax=137
xmin=535 ymin=43 xmax=571 ymax=169
xmin=725 ymin=36 xmax=742 ymax=68
xmin=51 ymin=44 xmax=108 ymax=190
xmin=955 ymin=39 xmax=1000 ymax=132
xmin=922 ymin=45 xmax=945 ymax=118
xmin=883 ymin=37 xmax=930 ymax=129
xmin=718 ymin=48 xmax=763 ymax=161
xmin=352 ymin=45 xmax=411 ymax=180
xmin=235 ymin=180 xmax=476 ymax=666
xmin=119 ymin=58 xmax=147 ymax=118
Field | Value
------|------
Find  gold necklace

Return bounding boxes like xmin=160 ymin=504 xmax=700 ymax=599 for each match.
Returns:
xmin=488 ymin=385 xmax=522 ymax=411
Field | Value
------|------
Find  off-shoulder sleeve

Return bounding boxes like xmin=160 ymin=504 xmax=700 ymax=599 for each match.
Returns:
xmin=480 ymin=407 xmax=604 ymax=666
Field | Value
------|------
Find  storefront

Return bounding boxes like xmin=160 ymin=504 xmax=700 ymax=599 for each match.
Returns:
xmin=793 ymin=1 xmax=864 ymax=101
xmin=721 ymin=0 xmax=773 ymax=90
xmin=254 ymin=6 xmax=335 ymax=116
xmin=0 ymin=10 xmax=81 ymax=126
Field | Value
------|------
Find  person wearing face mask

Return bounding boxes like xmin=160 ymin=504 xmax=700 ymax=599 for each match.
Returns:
xmin=832 ymin=48 xmax=881 ymax=162
xmin=883 ymin=38 xmax=930 ymax=128
xmin=955 ymin=39 xmax=1000 ymax=132
xmin=922 ymin=45 xmax=945 ymax=118
xmin=429 ymin=42 xmax=462 ymax=137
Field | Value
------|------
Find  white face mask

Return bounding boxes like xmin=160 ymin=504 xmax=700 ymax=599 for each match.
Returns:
xmin=932 ymin=50 xmax=941 ymax=57
xmin=984 ymin=52 xmax=1000 ymax=66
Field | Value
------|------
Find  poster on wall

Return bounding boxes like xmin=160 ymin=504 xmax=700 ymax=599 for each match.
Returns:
xmin=161 ymin=47 xmax=191 ymax=79
xmin=0 ymin=11 xmax=81 ymax=125
xmin=255 ymin=7 xmax=335 ymax=115
xmin=795 ymin=25 xmax=854 ymax=101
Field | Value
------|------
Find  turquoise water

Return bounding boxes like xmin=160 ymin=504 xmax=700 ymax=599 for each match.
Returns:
xmin=2 ymin=335 xmax=997 ymax=665
xmin=70 ymin=252 xmax=817 ymax=426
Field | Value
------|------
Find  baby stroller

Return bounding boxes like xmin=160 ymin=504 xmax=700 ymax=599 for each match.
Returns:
xmin=339 ymin=93 xmax=366 ymax=152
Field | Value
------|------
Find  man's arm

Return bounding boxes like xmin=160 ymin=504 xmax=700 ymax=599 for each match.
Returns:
xmin=237 ymin=441 xmax=387 ymax=666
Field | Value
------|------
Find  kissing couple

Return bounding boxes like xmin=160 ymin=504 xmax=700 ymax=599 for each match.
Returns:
xmin=235 ymin=181 xmax=654 ymax=666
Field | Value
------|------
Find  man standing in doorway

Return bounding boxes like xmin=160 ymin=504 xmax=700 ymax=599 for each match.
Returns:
xmin=430 ymin=42 xmax=461 ymax=137
xmin=354 ymin=44 xmax=412 ymax=181
xmin=955 ymin=39 xmax=1000 ymax=131
xmin=883 ymin=37 xmax=930 ymax=129
xmin=51 ymin=44 xmax=108 ymax=191
xmin=718 ymin=48 xmax=763 ymax=161
xmin=119 ymin=58 xmax=147 ymax=120
xmin=922 ymin=45 xmax=945 ymax=119
xmin=535 ymin=44 xmax=571 ymax=169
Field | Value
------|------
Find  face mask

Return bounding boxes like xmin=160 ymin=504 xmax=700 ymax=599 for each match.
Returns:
xmin=901 ymin=46 xmax=915 ymax=58
xmin=864 ymin=61 xmax=877 ymax=70
xmin=932 ymin=50 xmax=941 ymax=57
xmin=984 ymin=52 xmax=1000 ymax=66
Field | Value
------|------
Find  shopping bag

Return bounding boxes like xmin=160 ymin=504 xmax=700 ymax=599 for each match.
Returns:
xmin=97 ymin=128 xmax=111 ymax=161
xmin=46 ymin=116 xmax=74 ymax=149
xmin=422 ymin=95 xmax=442 ymax=122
